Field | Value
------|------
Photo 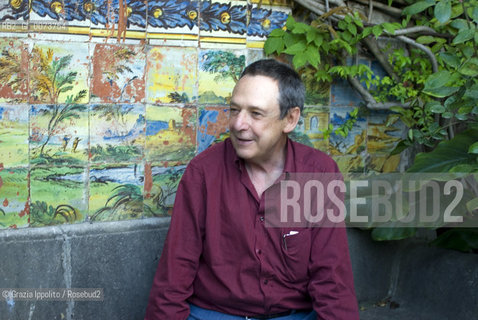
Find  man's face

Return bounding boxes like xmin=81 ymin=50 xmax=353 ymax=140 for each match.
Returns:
xmin=229 ymin=75 xmax=291 ymax=165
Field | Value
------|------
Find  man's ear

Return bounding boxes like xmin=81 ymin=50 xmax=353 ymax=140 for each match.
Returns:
xmin=283 ymin=107 xmax=301 ymax=134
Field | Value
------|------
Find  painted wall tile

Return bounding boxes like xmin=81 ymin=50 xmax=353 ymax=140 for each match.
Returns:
xmin=30 ymin=165 xmax=87 ymax=226
xmin=146 ymin=46 xmax=197 ymax=104
xmin=249 ymin=0 xmax=291 ymax=6
xmin=303 ymin=70 xmax=330 ymax=106
xmin=89 ymin=103 xmax=145 ymax=164
xmin=0 ymin=105 xmax=29 ymax=167
xmin=333 ymin=155 xmax=365 ymax=174
xmin=29 ymin=41 xmax=89 ymax=104
xmin=330 ymin=78 xmax=362 ymax=106
xmin=143 ymin=161 xmax=186 ymax=217
xmin=91 ymin=44 xmax=146 ymax=103
xmin=329 ymin=107 xmax=367 ymax=156
xmin=89 ymin=0 xmax=147 ymax=43
xmin=247 ymin=4 xmax=289 ymax=42
xmin=197 ymin=106 xmax=229 ymax=153
xmin=0 ymin=0 xmax=29 ymax=24
xmin=367 ymin=154 xmax=401 ymax=173
xmin=147 ymin=0 xmax=199 ymax=47
xmin=30 ymin=104 xmax=89 ymax=166
xmin=292 ymin=107 xmax=328 ymax=152
xmin=28 ymin=0 xmax=88 ymax=41
xmin=145 ymin=105 xmax=196 ymax=161
xmin=89 ymin=163 xmax=144 ymax=221
xmin=199 ymin=0 xmax=247 ymax=48
xmin=198 ymin=49 xmax=245 ymax=104
xmin=246 ymin=48 xmax=264 ymax=65
xmin=0 ymin=38 xmax=29 ymax=103
xmin=367 ymin=110 xmax=403 ymax=154
xmin=0 ymin=167 xmax=29 ymax=229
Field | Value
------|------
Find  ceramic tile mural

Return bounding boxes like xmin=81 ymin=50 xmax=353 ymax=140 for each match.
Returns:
xmin=145 ymin=105 xmax=196 ymax=162
xmin=197 ymin=106 xmax=229 ymax=153
xmin=0 ymin=0 xmax=407 ymax=229
xmin=30 ymin=104 xmax=89 ymax=166
xmin=91 ymin=44 xmax=146 ymax=103
xmin=367 ymin=110 xmax=403 ymax=154
xmin=329 ymin=107 xmax=367 ymax=156
xmin=146 ymin=46 xmax=197 ymax=104
xmin=199 ymin=0 xmax=247 ymax=48
xmin=198 ymin=49 xmax=245 ymax=104
xmin=0 ymin=105 xmax=29 ymax=167
xmin=29 ymin=165 xmax=87 ymax=226
xmin=147 ymin=0 xmax=199 ymax=46
xmin=143 ymin=161 xmax=186 ymax=216
xmin=0 ymin=167 xmax=29 ymax=229
xmin=89 ymin=163 xmax=144 ymax=221
xmin=89 ymin=103 xmax=145 ymax=164
xmin=29 ymin=41 xmax=89 ymax=104
xmin=0 ymin=38 xmax=29 ymax=103
xmin=292 ymin=107 xmax=328 ymax=152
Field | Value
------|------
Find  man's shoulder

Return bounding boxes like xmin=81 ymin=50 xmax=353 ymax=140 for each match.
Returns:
xmin=289 ymin=139 xmax=339 ymax=173
xmin=188 ymin=139 xmax=232 ymax=169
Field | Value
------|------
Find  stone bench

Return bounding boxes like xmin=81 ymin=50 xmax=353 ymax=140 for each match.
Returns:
xmin=0 ymin=218 xmax=476 ymax=319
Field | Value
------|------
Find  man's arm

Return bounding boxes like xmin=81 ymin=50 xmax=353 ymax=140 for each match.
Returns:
xmin=307 ymin=225 xmax=359 ymax=319
xmin=145 ymin=164 xmax=205 ymax=320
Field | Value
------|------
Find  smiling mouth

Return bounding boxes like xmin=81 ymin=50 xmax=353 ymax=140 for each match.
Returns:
xmin=234 ymin=136 xmax=254 ymax=145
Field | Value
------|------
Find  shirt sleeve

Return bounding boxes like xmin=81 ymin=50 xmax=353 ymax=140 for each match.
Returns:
xmin=307 ymin=163 xmax=359 ymax=320
xmin=145 ymin=163 xmax=206 ymax=320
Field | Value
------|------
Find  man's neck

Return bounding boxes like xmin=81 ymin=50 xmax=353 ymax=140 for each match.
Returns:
xmin=244 ymin=139 xmax=288 ymax=197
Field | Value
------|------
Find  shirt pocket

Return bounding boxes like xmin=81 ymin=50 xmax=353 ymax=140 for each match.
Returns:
xmin=280 ymin=228 xmax=311 ymax=282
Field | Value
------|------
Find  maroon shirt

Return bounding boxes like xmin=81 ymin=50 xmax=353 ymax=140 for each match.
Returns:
xmin=145 ymin=138 xmax=359 ymax=319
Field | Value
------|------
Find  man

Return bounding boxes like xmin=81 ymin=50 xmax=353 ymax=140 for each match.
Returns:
xmin=146 ymin=59 xmax=359 ymax=319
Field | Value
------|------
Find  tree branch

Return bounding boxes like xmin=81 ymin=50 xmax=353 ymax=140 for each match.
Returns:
xmin=396 ymin=35 xmax=438 ymax=72
xmin=351 ymin=0 xmax=403 ymax=17
xmin=362 ymin=36 xmax=401 ymax=82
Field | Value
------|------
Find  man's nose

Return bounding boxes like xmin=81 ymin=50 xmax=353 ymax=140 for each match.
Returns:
xmin=230 ymin=111 xmax=250 ymax=131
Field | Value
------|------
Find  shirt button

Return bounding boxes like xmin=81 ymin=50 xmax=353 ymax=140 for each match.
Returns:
xmin=259 ymin=216 xmax=264 ymax=222
xmin=256 ymin=249 xmax=262 ymax=255
xmin=263 ymin=279 xmax=268 ymax=284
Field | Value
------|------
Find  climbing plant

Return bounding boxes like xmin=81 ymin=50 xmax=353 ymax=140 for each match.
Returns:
xmin=265 ymin=0 xmax=478 ymax=252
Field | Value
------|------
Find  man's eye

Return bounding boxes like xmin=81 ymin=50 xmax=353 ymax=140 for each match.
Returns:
xmin=252 ymin=111 xmax=262 ymax=117
xmin=230 ymin=108 xmax=239 ymax=114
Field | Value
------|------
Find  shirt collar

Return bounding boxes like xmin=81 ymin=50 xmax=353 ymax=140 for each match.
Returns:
xmin=231 ymin=137 xmax=295 ymax=174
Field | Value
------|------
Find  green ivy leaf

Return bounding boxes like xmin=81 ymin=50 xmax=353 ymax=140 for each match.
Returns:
xmin=304 ymin=46 xmax=320 ymax=68
xmin=424 ymin=70 xmax=452 ymax=89
xmin=402 ymin=0 xmax=435 ymax=16
xmin=459 ymin=58 xmax=478 ymax=77
xmin=429 ymin=102 xmax=445 ymax=113
xmin=347 ymin=23 xmax=357 ymax=36
xmin=264 ymin=37 xmax=284 ymax=55
xmin=453 ymin=28 xmax=475 ymax=44
xmin=291 ymin=22 xmax=309 ymax=34
xmin=434 ymin=0 xmax=451 ymax=24
xmin=285 ymin=15 xmax=296 ymax=30
xmin=416 ymin=35 xmax=436 ymax=44
xmin=468 ymin=142 xmax=478 ymax=154
xmin=284 ymin=42 xmax=307 ymax=55
xmin=292 ymin=53 xmax=307 ymax=69
xmin=439 ymin=52 xmax=460 ymax=69
xmin=269 ymin=28 xmax=285 ymax=37
xmin=450 ymin=18 xmax=467 ymax=30
xmin=372 ymin=25 xmax=383 ymax=38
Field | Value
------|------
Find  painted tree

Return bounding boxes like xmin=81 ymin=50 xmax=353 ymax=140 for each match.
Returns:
xmin=102 ymin=47 xmax=138 ymax=101
xmin=31 ymin=47 xmax=83 ymax=104
xmin=201 ymin=51 xmax=245 ymax=83
xmin=30 ymin=47 xmax=87 ymax=157
xmin=0 ymin=47 xmax=27 ymax=101
xmin=92 ymin=104 xmax=133 ymax=136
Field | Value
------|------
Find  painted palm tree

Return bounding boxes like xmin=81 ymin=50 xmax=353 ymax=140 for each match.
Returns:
xmin=30 ymin=47 xmax=87 ymax=157
xmin=102 ymin=47 xmax=138 ymax=101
